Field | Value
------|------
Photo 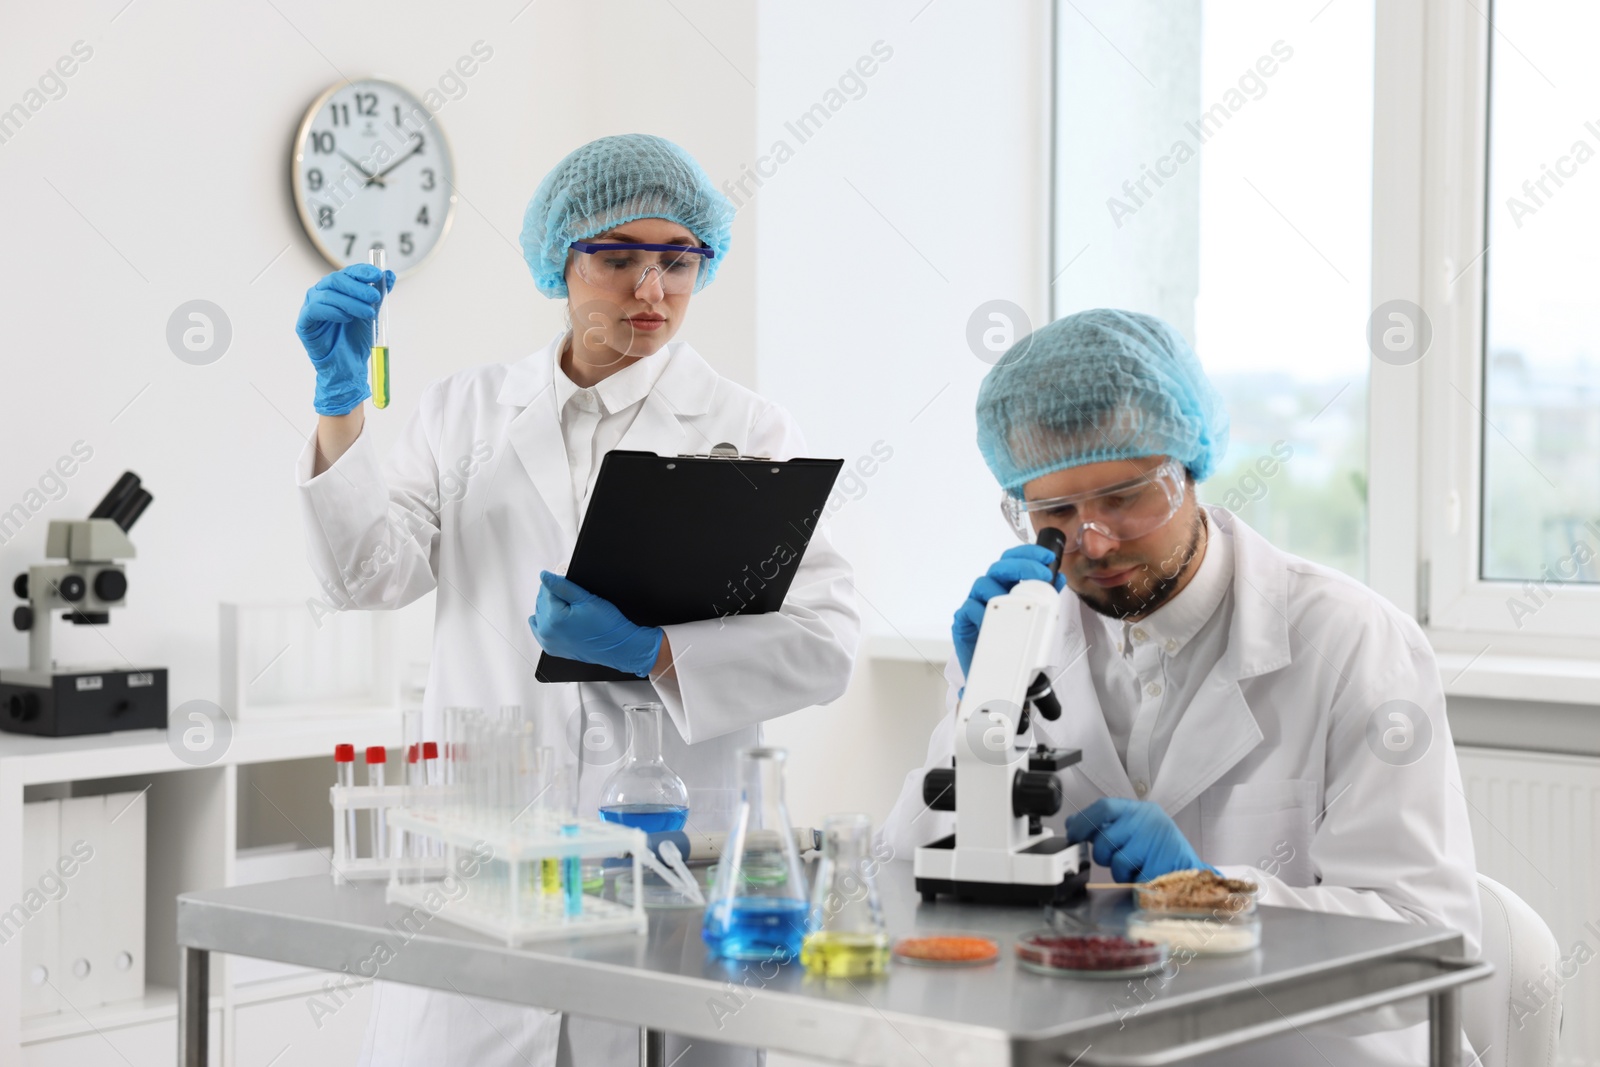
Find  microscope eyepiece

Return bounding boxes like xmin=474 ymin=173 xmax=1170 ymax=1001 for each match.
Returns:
xmin=89 ymin=472 xmax=151 ymax=532
xmin=1035 ymin=527 xmax=1066 ymax=578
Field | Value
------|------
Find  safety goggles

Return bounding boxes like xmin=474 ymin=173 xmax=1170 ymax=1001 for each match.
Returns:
xmin=1001 ymin=459 xmax=1187 ymax=549
xmin=568 ymin=241 xmax=714 ymax=296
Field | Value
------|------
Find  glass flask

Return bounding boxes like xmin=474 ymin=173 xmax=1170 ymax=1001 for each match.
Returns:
xmin=598 ymin=703 xmax=690 ymax=832
xmin=702 ymin=747 xmax=809 ymax=961
xmin=801 ymin=813 xmax=890 ymax=977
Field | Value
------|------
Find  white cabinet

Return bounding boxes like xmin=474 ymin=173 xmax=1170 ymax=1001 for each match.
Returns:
xmin=2 ymin=711 xmax=398 ymax=1066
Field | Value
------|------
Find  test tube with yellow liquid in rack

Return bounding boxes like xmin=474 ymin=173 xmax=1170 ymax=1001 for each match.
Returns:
xmin=369 ymin=247 xmax=391 ymax=409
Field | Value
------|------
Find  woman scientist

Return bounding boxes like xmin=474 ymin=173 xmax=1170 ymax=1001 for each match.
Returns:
xmin=292 ymin=134 xmax=859 ymax=1067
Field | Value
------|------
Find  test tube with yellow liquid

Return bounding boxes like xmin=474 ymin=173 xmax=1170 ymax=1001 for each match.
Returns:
xmin=369 ymin=247 xmax=391 ymax=409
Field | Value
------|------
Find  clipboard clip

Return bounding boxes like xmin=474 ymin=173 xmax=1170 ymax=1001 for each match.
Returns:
xmin=677 ymin=442 xmax=771 ymax=460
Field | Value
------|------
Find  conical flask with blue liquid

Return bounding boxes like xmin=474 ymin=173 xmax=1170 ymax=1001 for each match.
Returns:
xmin=598 ymin=703 xmax=689 ymax=832
xmin=702 ymin=746 xmax=809 ymax=961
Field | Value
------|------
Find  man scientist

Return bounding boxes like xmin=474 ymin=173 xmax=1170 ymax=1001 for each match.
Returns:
xmin=882 ymin=309 xmax=1481 ymax=1066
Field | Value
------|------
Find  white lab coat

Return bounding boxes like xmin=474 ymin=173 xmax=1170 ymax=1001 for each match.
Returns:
xmin=883 ymin=507 xmax=1481 ymax=1066
xmin=296 ymin=336 xmax=859 ymax=1067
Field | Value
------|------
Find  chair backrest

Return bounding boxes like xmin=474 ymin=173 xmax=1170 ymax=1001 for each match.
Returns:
xmin=1464 ymin=873 xmax=1564 ymax=1067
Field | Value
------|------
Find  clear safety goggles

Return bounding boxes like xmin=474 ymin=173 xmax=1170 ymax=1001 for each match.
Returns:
xmin=1001 ymin=459 xmax=1187 ymax=549
xmin=568 ymin=241 xmax=713 ymax=296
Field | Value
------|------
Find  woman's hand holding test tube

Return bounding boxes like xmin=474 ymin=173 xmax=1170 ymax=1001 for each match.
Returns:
xmin=294 ymin=263 xmax=395 ymax=416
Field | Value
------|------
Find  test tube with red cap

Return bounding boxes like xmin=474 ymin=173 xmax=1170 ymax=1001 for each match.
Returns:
xmin=421 ymin=741 xmax=441 ymax=857
xmin=335 ymin=744 xmax=357 ymax=862
xmin=366 ymin=746 xmax=388 ymax=860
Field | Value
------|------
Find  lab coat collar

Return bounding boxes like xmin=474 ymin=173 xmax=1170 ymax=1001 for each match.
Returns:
xmin=498 ymin=334 xmax=717 ymax=417
xmin=500 ymin=337 xmax=576 ymax=543
xmin=1049 ymin=507 xmax=1289 ymax=816
xmin=550 ymin=339 xmax=674 ymax=417
xmin=497 ymin=336 xmax=717 ymax=546
xmin=1210 ymin=506 xmax=1293 ymax=680
xmin=1140 ymin=508 xmax=1288 ymax=814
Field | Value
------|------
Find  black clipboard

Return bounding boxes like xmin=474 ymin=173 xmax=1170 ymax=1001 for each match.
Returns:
xmin=534 ymin=449 xmax=844 ymax=683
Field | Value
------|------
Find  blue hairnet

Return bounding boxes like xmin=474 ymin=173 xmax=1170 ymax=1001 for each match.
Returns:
xmin=976 ymin=309 xmax=1230 ymax=493
xmin=520 ymin=134 xmax=735 ymax=298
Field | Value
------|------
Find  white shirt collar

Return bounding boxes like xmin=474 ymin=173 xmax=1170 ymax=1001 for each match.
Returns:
xmin=552 ymin=335 xmax=674 ymax=416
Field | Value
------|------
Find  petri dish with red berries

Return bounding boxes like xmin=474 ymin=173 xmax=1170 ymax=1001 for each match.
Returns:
xmin=1014 ymin=930 xmax=1170 ymax=979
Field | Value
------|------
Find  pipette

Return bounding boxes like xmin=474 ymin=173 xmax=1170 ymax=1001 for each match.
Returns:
xmin=369 ymin=248 xmax=391 ymax=409
xmin=658 ymin=839 xmax=705 ymax=905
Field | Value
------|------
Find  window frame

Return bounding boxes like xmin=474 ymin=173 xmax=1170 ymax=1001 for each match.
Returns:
xmin=1371 ymin=0 xmax=1600 ymax=659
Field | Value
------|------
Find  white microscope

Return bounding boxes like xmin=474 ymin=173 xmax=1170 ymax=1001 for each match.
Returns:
xmin=914 ymin=528 xmax=1089 ymax=905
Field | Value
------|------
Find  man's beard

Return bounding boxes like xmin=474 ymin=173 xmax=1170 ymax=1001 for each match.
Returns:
xmin=1077 ymin=509 xmax=1205 ymax=621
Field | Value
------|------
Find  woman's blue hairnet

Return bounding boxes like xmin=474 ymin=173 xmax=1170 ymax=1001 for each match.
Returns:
xmin=520 ymin=133 xmax=735 ymax=299
xmin=976 ymin=309 xmax=1230 ymax=494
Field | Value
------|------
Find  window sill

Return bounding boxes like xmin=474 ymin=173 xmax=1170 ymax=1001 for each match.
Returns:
xmin=867 ymin=636 xmax=1600 ymax=707
xmin=1435 ymin=650 xmax=1600 ymax=706
xmin=863 ymin=633 xmax=953 ymax=668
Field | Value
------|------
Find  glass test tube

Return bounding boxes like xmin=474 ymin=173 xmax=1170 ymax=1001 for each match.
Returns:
xmin=335 ymin=744 xmax=356 ymax=862
xmin=403 ymin=744 xmax=420 ymax=867
xmin=539 ymin=746 xmax=560 ymax=898
xmin=366 ymin=746 xmax=388 ymax=861
xmin=369 ymin=247 xmax=391 ymax=409
xmin=423 ymin=741 xmax=441 ymax=857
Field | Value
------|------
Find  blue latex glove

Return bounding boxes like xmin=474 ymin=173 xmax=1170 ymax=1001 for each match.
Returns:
xmin=951 ymin=545 xmax=1067 ymax=677
xmin=528 ymin=572 xmax=664 ymax=678
xmin=1065 ymin=798 xmax=1217 ymax=884
xmin=294 ymin=264 xmax=395 ymax=416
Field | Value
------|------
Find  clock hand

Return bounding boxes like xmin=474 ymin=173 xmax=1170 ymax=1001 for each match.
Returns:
xmin=369 ymin=137 xmax=425 ymax=181
xmin=337 ymin=151 xmax=386 ymax=188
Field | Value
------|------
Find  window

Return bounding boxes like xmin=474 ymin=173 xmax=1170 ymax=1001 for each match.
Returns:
xmin=1480 ymin=0 xmax=1600 ymax=585
xmin=1053 ymin=0 xmax=1374 ymax=579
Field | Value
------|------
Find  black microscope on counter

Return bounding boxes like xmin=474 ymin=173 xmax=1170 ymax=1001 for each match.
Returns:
xmin=2 ymin=472 xmax=167 ymax=736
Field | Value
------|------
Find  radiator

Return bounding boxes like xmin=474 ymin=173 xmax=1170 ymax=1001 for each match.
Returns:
xmin=1458 ymin=746 xmax=1600 ymax=1067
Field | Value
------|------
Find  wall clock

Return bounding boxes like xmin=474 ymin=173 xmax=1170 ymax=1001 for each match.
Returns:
xmin=291 ymin=78 xmax=456 ymax=275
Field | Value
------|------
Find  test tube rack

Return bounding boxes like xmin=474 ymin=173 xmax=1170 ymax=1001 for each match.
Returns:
xmin=329 ymin=783 xmax=453 ymax=885
xmin=384 ymin=806 xmax=648 ymax=946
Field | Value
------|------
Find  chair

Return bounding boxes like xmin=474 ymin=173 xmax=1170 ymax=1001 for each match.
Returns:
xmin=1463 ymin=873 xmax=1563 ymax=1067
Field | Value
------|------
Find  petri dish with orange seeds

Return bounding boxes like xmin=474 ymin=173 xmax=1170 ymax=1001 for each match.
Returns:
xmin=891 ymin=934 xmax=1000 ymax=967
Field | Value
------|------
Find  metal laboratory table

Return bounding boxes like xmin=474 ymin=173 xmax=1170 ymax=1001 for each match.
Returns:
xmin=176 ymin=864 xmax=1489 ymax=1066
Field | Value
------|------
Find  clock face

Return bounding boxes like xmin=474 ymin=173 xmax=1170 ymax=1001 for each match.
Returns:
xmin=292 ymin=78 xmax=456 ymax=275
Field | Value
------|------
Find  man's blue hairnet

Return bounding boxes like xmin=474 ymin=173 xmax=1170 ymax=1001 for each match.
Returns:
xmin=520 ymin=134 xmax=735 ymax=299
xmin=976 ymin=309 xmax=1230 ymax=494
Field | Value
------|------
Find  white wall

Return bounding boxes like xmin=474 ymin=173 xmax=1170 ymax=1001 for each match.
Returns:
xmin=751 ymin=2 xmax=1054 ymax=830
xmin=0 ymin=1 xmax=755 ymax=712
xmin=0 ymin=0 xmax=1054 ymax=839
